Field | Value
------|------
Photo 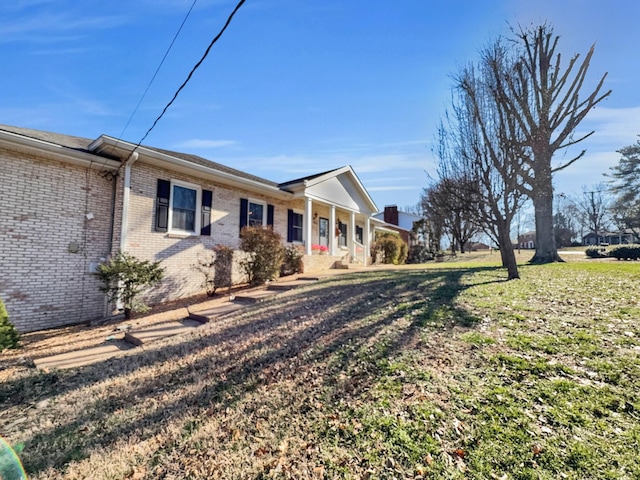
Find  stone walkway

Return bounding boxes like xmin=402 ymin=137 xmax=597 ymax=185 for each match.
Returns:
xmin=33 ymin=277 xmax=320 ymax=370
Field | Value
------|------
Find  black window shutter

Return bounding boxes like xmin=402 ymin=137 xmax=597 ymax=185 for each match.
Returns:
xmin=201 ymin=189 xmax=212 ymax=236
xmin=239 ymin=198 xmax=248 ymax=234
xmin=156 ymin=179 xmax=170 ymax=232
xmin=287 ymin=209 xmax=294 ymax=243
xmin=267 ymin=204 xmax=275 ymax=227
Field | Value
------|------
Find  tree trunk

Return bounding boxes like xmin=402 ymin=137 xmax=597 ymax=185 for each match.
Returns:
xmin=530 ymin=174 xmax=564 ymax=264
xmin=498 ymin=224 xmax=520 ymax=280
xmin=124 ymin=307 xmax=132 ymax=320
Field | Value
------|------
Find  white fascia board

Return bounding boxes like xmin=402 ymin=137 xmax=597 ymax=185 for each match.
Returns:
xmin=304 ymin=165 xmax=378 ymax=213
xmin=89 ymin=136 xmax=292 ymax=200
xmin=0 ymin=130 xmax=120 ymax=170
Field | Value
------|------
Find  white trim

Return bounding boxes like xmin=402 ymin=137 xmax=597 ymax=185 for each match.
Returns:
xmin=247 ymin=197 xmax=267 ymax=227
xmin=292 ymin=207 xmax=305 ymax=245
xmin=89 ymin=135 xmax=292 ymax=200
xmin=168 ymin=178 xmax=202 ymax=236
xmin=0 ymin=129 xmax=120 ymax=171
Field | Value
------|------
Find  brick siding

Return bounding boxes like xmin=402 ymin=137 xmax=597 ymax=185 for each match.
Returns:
xmin=0 ymin=148 xmax=115 ymax=332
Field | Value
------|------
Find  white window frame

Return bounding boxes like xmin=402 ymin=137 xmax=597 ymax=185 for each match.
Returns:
xmin=291 ymin=209 xmax=304 ymax=244
xmin=168 ymin=178 xmax=202 ymax=235
xmin=247 ymin=198 xmax=267 ymax=227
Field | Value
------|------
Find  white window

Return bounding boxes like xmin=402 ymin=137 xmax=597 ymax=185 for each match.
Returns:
xmin=248 ymin=199 xmax=266 ymax=227
xmin=168 ymin=179 xmax=201 ymax=234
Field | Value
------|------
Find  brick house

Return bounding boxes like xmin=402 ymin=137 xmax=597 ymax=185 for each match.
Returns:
xmin=372 ymin=205 xmax=427 ymax=247
xmin=0 ymin=125 xmax=379 ymax=332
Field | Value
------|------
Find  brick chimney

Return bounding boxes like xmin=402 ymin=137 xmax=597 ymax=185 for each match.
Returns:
xmin=384 ymin=205 xmax=399 ymax=225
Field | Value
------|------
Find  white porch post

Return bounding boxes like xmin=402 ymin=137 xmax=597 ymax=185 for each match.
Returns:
xmin=304 ymin=197 xmax=313 ymax=255
xmin=364 ymin=217 xmax=370 ymax=266
xmin=350 ymin=211 xmax=356 ymax=259
xmin=329 ymin=205 xmax=336 ymax=255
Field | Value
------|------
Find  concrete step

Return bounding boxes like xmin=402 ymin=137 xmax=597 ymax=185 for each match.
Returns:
xmin=188 ymin=302 xmax=245 ymax=323
xmin=34 ymin=340 xmax=134 ymax=370
xmin=124 ymin=318 xmax=202 ymax=347
xmin=232 ymin=289 xmax=278 ymax=303
xmin=268 ymin=279 xmax=317 ymax=291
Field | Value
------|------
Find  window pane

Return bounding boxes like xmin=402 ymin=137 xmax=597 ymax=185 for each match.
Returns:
xmin=292 ymin=212 xmax=303 ymax=242
xmin=248 ymin=202 xmax=264 ymax=227
xmin=172 ymin=185 xmax=196 ymax=231
xmin=338 ymin=223 xmax=347 ymax=247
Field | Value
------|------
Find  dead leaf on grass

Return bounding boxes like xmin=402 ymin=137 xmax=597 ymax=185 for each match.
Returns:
xmin=254 ymin=446 xmax=269 ymax=457
xmin=452 ymin=448 xmax=465 ymax=458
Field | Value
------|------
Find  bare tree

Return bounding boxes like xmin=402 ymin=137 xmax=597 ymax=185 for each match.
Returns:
xmin=421 ymin=176 xmax=479 ymax=254
xmin=573 ymin=184 xmax=611 ymax=244
xmin=490 ymin=24 xmax=611 ymax=263
xmin=444 ymin=42 xmax=527 ymax=279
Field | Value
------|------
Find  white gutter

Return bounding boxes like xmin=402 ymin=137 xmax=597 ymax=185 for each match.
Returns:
xmin=89 ymin=136 xmax=291 ymax=200
xmin=119 ymin=152 xmax=139 ymax=253
xmin=0 ymin=130 xmax=120 ymax=170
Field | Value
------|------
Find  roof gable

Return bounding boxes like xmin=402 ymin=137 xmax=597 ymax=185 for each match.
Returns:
xmin=282 ymin=166 xmax=378 ymax=214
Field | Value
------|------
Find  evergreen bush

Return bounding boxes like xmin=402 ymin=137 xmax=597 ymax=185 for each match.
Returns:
xmin=407 ymin=244 xmax=433 ymax=264
xmin=585 ymin=246 xmax=607 ymax=258
xmin=281 ymin=245 xmax=303 ymax=276
xmin=0 ymin=299 xmax=20 ymax=350
xmin=240 ymin=226 xmax=284 ymax=286
xmin=97 ymin=252 xmax=165 ymax=319
xmin=608 ymin=244 xmax=640 ymax=260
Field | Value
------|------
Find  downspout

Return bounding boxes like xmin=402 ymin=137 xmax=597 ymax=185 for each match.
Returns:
xmin=119 ymin=152 xmax=139 ymax=253
xmin=107 ymin=171 xmax=118 ymax=255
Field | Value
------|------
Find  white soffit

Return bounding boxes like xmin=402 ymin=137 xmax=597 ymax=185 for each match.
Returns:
xmin=306 ymin=171 xmax=377 ymax=213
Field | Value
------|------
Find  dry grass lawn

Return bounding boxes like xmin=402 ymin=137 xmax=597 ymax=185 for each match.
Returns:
xmin=2 ymin=250 xmax=639 ymax=479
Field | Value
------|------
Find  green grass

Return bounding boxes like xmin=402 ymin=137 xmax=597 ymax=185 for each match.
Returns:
xmin=2 ymin=256 xmax=640 ymax=479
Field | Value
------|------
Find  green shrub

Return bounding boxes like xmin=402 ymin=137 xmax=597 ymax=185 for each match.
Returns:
xmin=585 ymin=246 xmax=607 ymax=258
xmin=281 ymin=245 xmax=303 ymax=276
xmin=608 ymin=244 xmax=640 ymax=260
xmin=407 ymin=245 xmax=433 ymax=264
xmin=372 ymin=233 xmax=408 ymax=265
xmin=97 ymin=252 xmax=165 ymax=319
xmin=240 ymin=226 xmax=284 ymax=286
xmin=0 ymin=299 xmax=20 ymax=350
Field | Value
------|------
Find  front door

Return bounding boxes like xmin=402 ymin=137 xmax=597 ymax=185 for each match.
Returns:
xmin=319 ymin=217 xmax=329 ymax=247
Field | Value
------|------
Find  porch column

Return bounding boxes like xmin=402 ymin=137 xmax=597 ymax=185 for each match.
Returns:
xmin=350 ymin=211 xmax=356 ymax=258
xmin=329 ymin=205 xmax=336 ymax=255
xmin=364 ymin=217 xmax=371 ymax=266
xmin=304 ymin=197 xmax=313 ymax=255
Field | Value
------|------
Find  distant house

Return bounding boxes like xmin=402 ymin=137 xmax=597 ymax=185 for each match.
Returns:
xmin=372 ymin=205 xmax=427 ymax=247
xmin=0 ymin=124 xmax=381 ymax=332
xmin=582 ymin=230 xmax=640 ymax=246
xmin=518 ymin=231 xmax=536 ymax=249
xmin=466 ymin=242 xmax=491 ymax=251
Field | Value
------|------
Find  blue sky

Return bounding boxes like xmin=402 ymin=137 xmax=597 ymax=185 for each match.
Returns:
xmin=2 ymin=0 xmax=639 ymax=211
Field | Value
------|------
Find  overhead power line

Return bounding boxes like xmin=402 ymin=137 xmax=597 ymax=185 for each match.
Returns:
xmin=132 ymin=0 xmax=247 ymax=155
xmin=118 ymin=0 xmax=199 ymax=141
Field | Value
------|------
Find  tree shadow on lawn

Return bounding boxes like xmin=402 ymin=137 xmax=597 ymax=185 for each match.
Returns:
xmin=1 ymin=265 xmax=506 ymax=475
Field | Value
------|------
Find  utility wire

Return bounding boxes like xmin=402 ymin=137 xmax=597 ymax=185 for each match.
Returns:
xmin=118 ymin=0 xmax=199 ymax=142
xmin=132 ymin=0 xmax=246 ymax=155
